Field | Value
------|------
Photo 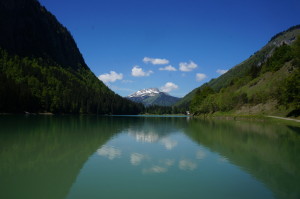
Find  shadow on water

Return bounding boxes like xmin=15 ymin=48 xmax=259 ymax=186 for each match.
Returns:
xmin=184 ymin=119 xmax=300 ymax=199
xmin=0 ymin=115 xmax=123 ymax=199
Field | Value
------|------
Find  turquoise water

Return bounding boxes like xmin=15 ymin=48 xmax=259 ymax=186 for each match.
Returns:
xmin=0 ymin=115 xmax=299 ymax=199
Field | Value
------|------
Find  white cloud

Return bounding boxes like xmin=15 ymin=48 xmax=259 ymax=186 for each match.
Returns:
xmin=143 ymin=166 xmax=168 ymax=174
xmin=131 ymin=66 xmax=153 ymax=77
xmin=179 ymin=159 xmax=197 ymax=171
xmin=160 ymin=138 xmax=178 ymax=150
xmin=143 ymin=57 xmax=169 ymax=65
xmin=216 ymin=69 xmax=228 ymax=75
xmin=98 ymin=71 xmax=123 ymax=83
xmin=159 ymin=65 xmax=177 ymax=71
xmin=179 ymin=61 xmax=198 ymax=72
xmin=196 ymin=73 xmax=207 ymax=82
xmin=130 ymin=153 xmax=147 ymax=166
xmin=160 ymin=82 xmax=179 ymax=93
xmin=97 ymin=146 xmax=121 ymax=160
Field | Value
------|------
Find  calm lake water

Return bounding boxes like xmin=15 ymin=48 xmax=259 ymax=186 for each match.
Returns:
xmin=0 ymin=115 xmax=299 ymax=199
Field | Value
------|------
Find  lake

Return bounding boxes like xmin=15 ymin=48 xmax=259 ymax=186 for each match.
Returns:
xmin=0 ymin=115 xmax=299 ymax=199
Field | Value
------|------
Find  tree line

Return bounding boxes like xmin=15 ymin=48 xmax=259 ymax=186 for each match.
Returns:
xmin=0 ymin=49 xmax=144 ymax=114
xmin=190 ymin=36 xmax=300 ymax=117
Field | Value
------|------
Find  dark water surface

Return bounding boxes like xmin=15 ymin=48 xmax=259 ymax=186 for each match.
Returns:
xmin=0 ymin=115 xmax=299 ymax=199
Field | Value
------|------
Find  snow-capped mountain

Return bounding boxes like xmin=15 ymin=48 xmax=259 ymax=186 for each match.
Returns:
xmin=128 ymin=88 xmax=160 ymax=98
xmin=126 ymin=88 xmax=181 ymax=107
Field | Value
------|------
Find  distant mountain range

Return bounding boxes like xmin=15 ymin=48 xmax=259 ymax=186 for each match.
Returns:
xmin=127 ymin=88 xmax=181 ymax=107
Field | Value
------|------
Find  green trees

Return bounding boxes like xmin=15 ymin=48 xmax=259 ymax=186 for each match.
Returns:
xmin=190 ymin=86 xmax=215 ymax=114
xmin=0 ymin=49 xmax=143 ymax=114
xmin=0 ymin=0 xmax=144 ymax=115
xmin=261 ymin=44 xmax=293 ymax=72
xmin=144 ymin=105 xmax=182 ymax=115
xmin=279 ymin=69 xmax=300 ymax=116
xmin=189 ymin=36 xmax=300 ymax=116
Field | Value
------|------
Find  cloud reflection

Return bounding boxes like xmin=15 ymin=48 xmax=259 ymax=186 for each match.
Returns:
xmin=130 ymin=153 xmax=148 ymax=166
xmin=97 ymin=146 xmax=121 ymax=160
xmin=160 ymin=138 xmax=178 ymax=150
xmin=143 ymin=166 xmax=168 ymax=174
xmin=179 ymin=159 xmax=197 ymax=171
xmin=218 ymin=156 xmax=228 ymax=163
xmin=128 ymin=130 xmax=159 ymax=143
xmin=196 ymin=150 xmax=206 ymax=160
xmin=161 ymin=159 xmax=175 ymax=167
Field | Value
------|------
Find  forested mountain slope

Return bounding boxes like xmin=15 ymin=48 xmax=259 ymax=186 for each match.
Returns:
xmin=176 ymin=25 xmax=300 ymax=117
xmin=0 ymin=0 xmax=143 ymax=114
xmin=208 ymin=25 xmax=300 ymax=91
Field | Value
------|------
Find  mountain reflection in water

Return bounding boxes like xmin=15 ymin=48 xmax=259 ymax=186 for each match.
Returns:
xmin=0 ymin=115 xmax=299 ymax=199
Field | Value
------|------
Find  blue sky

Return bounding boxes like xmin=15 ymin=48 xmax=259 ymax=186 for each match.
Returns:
xmin=39 ymin=0 xmax=300 ymax=97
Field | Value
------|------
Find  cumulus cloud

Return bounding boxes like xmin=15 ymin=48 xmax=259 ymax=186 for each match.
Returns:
xmin=196 ymin=73 xmax=207 ymax=82
xmin=216 ymin=69 xmax=228 ymax=75
xmin=98 ymin=71 xmax=123 ymax=83
xmin=159 ymin=65 xmax=177 ymax=71
xmin=143 ymin=57 xmax=169 ymax=65
xmin=97 ymin=146 xmax=121 ymax=160
xmin=131 ymin=66 xmax=153 ymax=77
xmin=179 ymin=159 xmax=197 ymax=171
xmin=160 ymin=82 xmax=179 ymax=93
xmin=179 ymin=61 xmax=197 ymax=72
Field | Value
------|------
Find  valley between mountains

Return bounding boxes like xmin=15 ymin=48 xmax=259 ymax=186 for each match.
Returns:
xmin=0 ymin=0 xmax=299 ymax=119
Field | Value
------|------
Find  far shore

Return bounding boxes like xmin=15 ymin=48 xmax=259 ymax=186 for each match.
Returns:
xmin=1 ymin=112 xmax=300 ymax=127
xmin=192 ymin=113 xmax=300 ymax=126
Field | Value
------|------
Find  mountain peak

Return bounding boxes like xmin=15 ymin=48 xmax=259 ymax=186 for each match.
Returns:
xmin=127 ymin=88 xmax=180 ymax=107
xmin=128 ymin=88 xmax=160 ymax=98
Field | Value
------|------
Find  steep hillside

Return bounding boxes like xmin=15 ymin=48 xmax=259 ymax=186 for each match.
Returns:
xmin=0 ymin=0 xmax=143 ymax=114
xmin=189 ymin=29 xmax=300 ymax=117
xmin=176 ymin=25 xmax=300 ymax=109
xmin=143 ymin=92 xmax=180 ymax=107
xmin=174 ymin=87 xmax=198 ymax=110
xmin=208 ymin=25 xmax=300 ymax=91
xmin=176 ymin=25 xmax=300 ymax=117
xmin=0 ymin=0 xmax=86 ymax=70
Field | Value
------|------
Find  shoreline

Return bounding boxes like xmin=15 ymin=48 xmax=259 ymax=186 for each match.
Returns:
xmin=193 ymin=113 xmax=300 ymax=127
xmin=1 ymin=112 xmax=300 ymax=126
xmin=266 ymin=115 xmax=300 ymax=122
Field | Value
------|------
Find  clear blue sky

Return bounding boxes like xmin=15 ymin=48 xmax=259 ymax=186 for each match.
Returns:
xmin=39 ymin=0 xmax=300 ymax=97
